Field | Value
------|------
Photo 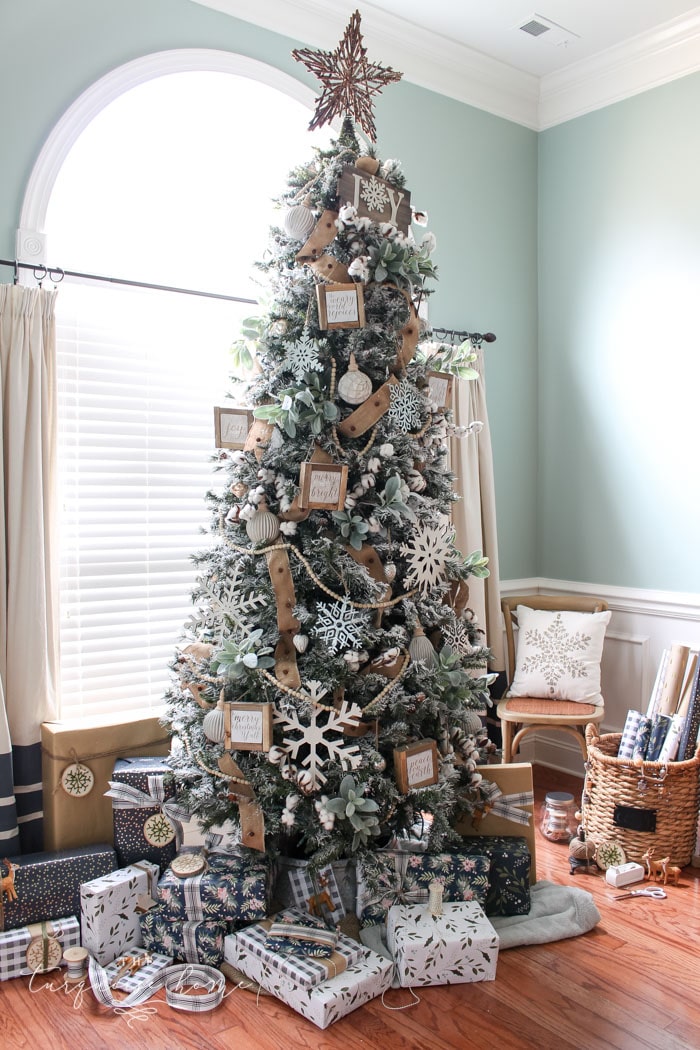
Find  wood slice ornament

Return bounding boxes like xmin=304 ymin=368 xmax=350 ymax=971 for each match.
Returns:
xmin=337 ymin=353 xmax=372 ymax=405
xmin=170 ymin=852 xmax=208 ymax=878
xmin=26 ymin=930 xmax=63 ymax=973
xmin=143 ymin=812 xmax=176 ymax=848
xmin=60 ymin=761 xmax=95 ymax=798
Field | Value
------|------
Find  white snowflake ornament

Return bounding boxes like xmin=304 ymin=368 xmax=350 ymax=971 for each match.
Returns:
xmin=400 ymin=520 xmax=459 ymax=593
xmin=284 ymin=330 xmax=326 ymax=381
xmin=360 ymin=176 xmax=390 ymax=213
xmin=272 ymin=699 xmax=363 ymax=789
xmin=387 ymin=379 xmax=424 ymax=432
xmin=312 ymin=601 xmax=369 ymax=655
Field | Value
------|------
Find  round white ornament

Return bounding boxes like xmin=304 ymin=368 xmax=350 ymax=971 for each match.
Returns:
xmin=284 ymin=204 xmax=317 ymax=241
xmin=60 ymin=762 xmax=95 ymax=798
xmin=170 ymin=851 xmax=208 ymax=878
xmin=26 ymin=934 xmax=62 ymax=973
xmin=337 ymin=353 xmax=372 ymax=405
xmin=143 ymin=812 xmax=176 ymax=847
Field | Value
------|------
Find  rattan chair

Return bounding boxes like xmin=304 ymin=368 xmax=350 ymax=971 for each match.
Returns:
xmin=497 ymin=594 xmax=608 ymax=763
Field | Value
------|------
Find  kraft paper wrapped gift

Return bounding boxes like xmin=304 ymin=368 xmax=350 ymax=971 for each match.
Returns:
xmin=0 ymin=916 xmax=81 ymax=981
xmin=356 ymin=848 xmax=490 ymax=927
xmin=107 ymin=757 xmax=188 ymax=871
xmin=139 ymin=906 xmax=227 ymax=967
xmin=80 ymin=859 xmax=160 ymax=965
xmin=155 ymin=849 xmax=271 ymax=923
xmin=224 ymin=934 xmax=393 ymax=1030
xmin=455 ymin=762 xmax=537 ymax=885
xmin=41 ymin=714 xmax=170 ymax=851
xmin=0 ymin=844 xmax=117 ymax=932
xmin=102 ymin=946 xmax=173 ymax=993
xmin=387 ymin=900 xmax=499 ymax=987
xmin=235 ymin=908 xmax=363 ymax=990
xmin=459 ymin=836 xmax=531 ymax=917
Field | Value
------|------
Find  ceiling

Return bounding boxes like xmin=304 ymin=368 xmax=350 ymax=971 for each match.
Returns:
xmin=192 ymin=1 xmax=700 ymax=127
xmin=359 ymin=1 xmax=700 ymax=77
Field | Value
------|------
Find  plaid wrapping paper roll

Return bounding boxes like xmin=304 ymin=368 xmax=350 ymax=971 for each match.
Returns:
xmin=235 ymin=908 xmax=363 ymax=990
xmin=107 ymin=757 xmax=185 ymax=871
xmin=155 ymin=850 xmax=271 ymax=923
xmin=356 ymin=848 xmax=490 ymax=927
xmin=0 ymin=844 xmax=117 ymax=932
xmin=618 ymin=710 xmax=644 ymax=760
xmin=139 ymin=905 xmax=227 ymax=966
xmin=80 ymin=860 xmax=160 ymax=965
xmin=0 ymin=915 xmax=80 ymax=981
xmin=458 ymin=836 xmax=531 ymax=916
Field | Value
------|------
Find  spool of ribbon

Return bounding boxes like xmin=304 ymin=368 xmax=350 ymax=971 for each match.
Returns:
xmin=104 ymin=776 xmax=191 ymax=849
xmin=477 ymin=780 xmax=534 ymax=827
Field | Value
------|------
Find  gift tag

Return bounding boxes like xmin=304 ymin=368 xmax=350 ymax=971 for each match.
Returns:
xmin=143 ymin=811 xmax=176 ymax=847
xmin=170 ymin=851 xmax=208 ymax=878
xmin=26 ymin=934 xmax=63 ymax=973
xmin=60 ymin=761 xmax=95 ymax=797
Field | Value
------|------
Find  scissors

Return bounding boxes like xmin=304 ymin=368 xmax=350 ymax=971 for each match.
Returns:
xmin=613 ymin=887 xmax=666 ymax=900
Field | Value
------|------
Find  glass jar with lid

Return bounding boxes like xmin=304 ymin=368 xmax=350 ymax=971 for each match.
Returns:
xmin=540 ymin=791 xmax=577 ymax=842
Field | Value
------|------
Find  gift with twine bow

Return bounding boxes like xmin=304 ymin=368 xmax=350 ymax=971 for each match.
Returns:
xmin=106 ymin=758 xmax=190 ymax=870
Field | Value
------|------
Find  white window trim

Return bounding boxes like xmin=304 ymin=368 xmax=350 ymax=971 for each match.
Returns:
xmin=17 ymin=48 xmax=318 ymax=263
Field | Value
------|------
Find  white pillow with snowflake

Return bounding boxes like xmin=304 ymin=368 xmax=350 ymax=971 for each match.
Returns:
xmin=508 ymin=606 xmax=611 ymax=705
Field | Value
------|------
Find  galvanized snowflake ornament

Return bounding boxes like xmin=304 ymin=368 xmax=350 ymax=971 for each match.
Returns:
xmin=284 ymin=330 xmax=325 ymax=381
xmin=400 ymin=520 xmax=458 ymax=593
xmin=272 ymin=699 xmax=363 ymax=789
xmin=387 ymin=379 xmax=424 ymax=432
xmin=312 ymin=600 xmax=369 ymax=654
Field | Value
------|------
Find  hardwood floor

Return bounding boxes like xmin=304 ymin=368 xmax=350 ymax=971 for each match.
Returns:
xmin=2 ymin=766 xmax=699 ymax=1050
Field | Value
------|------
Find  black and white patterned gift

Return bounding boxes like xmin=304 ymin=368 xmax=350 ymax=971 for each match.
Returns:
xmin=80 ymin=860 xmax=160 ymax=965
xmin=106 ymin=757 xmax=189 ymax=870
xmin=0 ymin=916 xmax=80 ymax=981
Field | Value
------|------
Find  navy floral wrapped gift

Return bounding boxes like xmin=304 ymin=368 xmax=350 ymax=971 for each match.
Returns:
xmin=106 ymin=757 xmax=189 ymax=871
xmin=460 ymin=835 xmax=531 ymax=916
xmin=356 ymin=849 xmax=490 ymax=927
xmin=155 ymin=850 xmax=272 ymax=923
xmin=0 ymin=844 xmax=116 ymax=931
xmin=139 ymin=905 xmax=226 ymax=967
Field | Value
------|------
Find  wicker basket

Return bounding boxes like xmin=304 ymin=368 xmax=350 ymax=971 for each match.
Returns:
xmin=582 ymin=723 xmax=700 ymax=868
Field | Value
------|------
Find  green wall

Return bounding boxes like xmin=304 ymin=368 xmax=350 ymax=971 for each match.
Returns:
xmin=0 ymin=0 xmax=537 ymax=583
xmin=539 ymin=74 xmax=700 ymax=592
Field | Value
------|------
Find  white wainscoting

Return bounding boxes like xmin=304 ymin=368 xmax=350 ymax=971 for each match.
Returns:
xmin=498 ymin=578 xmax=700 ymax=777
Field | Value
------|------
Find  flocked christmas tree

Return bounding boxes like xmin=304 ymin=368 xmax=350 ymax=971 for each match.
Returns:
xmin=164 ymin=11 xmax=497 ymax=873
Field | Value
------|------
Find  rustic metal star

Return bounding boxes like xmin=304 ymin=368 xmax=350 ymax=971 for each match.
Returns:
xmin=292 ymin=10 xmax=402 ymax=142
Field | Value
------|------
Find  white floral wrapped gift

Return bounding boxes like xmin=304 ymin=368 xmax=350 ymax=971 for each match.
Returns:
xmin=80 ymin=860 xmax=160 ymax=966
xmin=387 ymin=900 xmax=499 ymax=987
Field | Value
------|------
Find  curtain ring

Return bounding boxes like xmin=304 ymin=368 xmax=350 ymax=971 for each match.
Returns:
xmin=49 ymin=267 xmax=65 ymax=285
xmin=33 ymin=264 xmax=48 ymax=288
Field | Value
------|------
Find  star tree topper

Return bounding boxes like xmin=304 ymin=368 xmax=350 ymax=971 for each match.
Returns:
xmin=292 ymin=10 xmax=402 ymax=142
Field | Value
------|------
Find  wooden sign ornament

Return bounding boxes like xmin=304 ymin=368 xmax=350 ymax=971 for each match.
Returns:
xmin=393 ymin=739 xmax=439 ymax=793
xmin=214 ymin=406 xmax=253 ymax=450
xmin=316 ymin=283 xmax=365 ymax=330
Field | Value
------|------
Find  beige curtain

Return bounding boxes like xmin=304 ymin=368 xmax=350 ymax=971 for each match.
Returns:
xmin=449 ymin=344 xmax=504 ymax=672
xmin=0 ymin=284 xmax=59 ymax=852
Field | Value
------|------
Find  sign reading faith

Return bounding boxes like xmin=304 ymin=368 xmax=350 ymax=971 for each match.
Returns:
xmin=225 ymin=703 xmax=273 ymax=752
xmin=337 ymin=165 xmax=412 ymax=235
xmin=298 ymin=461 xmax=349 ymax=511
xmin=393 ymin=739 xmax=439 ymax=793
xmin=214 ymin=407 xmax=253 ymax=450
xmin=317 ymin=283 xmax=365 ymax=330
xmin=427 ymin=371 xmax=455 ymax=412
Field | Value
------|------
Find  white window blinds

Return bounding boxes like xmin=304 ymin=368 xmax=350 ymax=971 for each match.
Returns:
xmin=56 ymin=280 xmax=245 ymax=719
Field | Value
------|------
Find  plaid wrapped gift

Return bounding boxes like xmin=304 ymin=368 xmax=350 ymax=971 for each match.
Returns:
xmin=139 ymin=905 xmax=227 ymax=966
xmin=106 ymin=757 xmax=188 ymax=871
xmin=81 ymin=860 xmax=160 ymax=965
xmin=102 ymin=946 xmax=173 ymax=992
xmin=458 ymin=836 xmax=531 ymax=916
xmin=0 ymin=844 xmax=116 ymax=931
xmin=225 ymin=935 xmax=393 ymax=1030
xmin=356 ymin=849 xmax=490 ymax=927
xmin=155 ymin=850 xmax=271 ymax=923
xmin=235 ymin=908 xmax=363 ymax=990
xmin=387 ymin=900 xmax=499 ymax=987
xmin=0 ymin=916 xmax=81 ymax=981
xmin=276 ymin=858 xmax=354 ymax=922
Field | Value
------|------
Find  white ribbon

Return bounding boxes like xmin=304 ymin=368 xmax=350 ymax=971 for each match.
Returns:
xmin=89 ymin=956 xmax=224 ymax=1013
xmin=105 ymin=776 xmax=191 ymax=848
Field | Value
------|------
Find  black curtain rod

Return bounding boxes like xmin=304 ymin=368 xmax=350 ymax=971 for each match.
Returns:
xmin=0 ymin=258 xmax=496 ymax=343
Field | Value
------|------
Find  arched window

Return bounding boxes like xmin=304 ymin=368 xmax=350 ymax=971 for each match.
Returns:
xmin=21 ymin=51 xmax=330 ymax=719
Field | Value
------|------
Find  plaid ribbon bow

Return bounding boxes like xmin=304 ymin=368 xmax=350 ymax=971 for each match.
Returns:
xmin=365 ymin=852 xmax=430 ymax=915
xmin=479 ymin=780 xmax=534 ymax=826
xmin=105 ymin=775 xmax=190 ymax=848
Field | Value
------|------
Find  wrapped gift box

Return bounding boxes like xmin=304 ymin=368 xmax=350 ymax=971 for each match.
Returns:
xmin=102 ymin=946 xmax=173 ymax=993
xmin=455 ymin=762 xmax=537 ymax=885
xmin=356 ymin=848 xmax=490 ymax=927
xmin=41 ymin=714 xmax=170 ymax=851
xmin=235 ymin=908 xmax=363 ymax=990
xmin=1 ymin=916 xmax=81 ymax=981
xmin=139 ymin=905 xmax=227 ymax=966
xmin=458 ymin=836 xmax=531 ymax=917
xmin=0 ymin=844 xmax=116 ymax=931
xmin=107 ymin=757 xmax=186 ymax=871
xmin=275 ymin=857 xmax=355 ymax=921
xmin=80 ymin=859 xmax=160 ymax=965
xmin=225 ymin=934 xmax=393 ymax=1030
xmin=387 ymin=900 xmax=499 ymax=987
xmin=155 ymin=849 xmax=271 ymax=923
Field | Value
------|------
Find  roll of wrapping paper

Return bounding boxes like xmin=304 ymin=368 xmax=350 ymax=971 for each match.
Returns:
xmin=656 ymin=644 xmax=691 ymax=716
xmin=658 ymin=712 xmax=685 ymax=762
xmin=618 ymin=709 xmax=643 ymax=760
xmin=645 ymin=713 xmax=672 ymax=761
xmin=645 ymin=648 xmax=670 ymax=718
xmin=631 ymin=716 xmax=652 ymax=765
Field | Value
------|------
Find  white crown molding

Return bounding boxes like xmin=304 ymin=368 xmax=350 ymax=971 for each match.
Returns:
xmin=501 ymin=577 xmax=700 ymax=621
xmin=192 ymin=0 xmax=700 ymax=130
